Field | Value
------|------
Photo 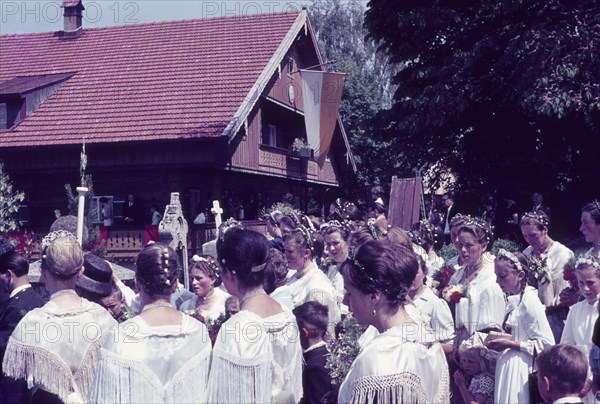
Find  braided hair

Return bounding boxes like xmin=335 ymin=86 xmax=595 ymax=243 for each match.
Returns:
xmin=135 ymin=243 xmax=179 ymax=296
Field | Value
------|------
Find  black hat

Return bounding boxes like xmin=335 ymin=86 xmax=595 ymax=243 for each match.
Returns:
xmin=77 ymin=253 xmax=113 ymax=297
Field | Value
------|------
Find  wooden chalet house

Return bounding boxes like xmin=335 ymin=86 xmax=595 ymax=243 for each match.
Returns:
xmin=0 ymin=0 xmax=356 ymax=229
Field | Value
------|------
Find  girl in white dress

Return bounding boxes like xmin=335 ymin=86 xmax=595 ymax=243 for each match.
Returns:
xmin=284 ymin=227 xmax=341 ymax=333
xmin=448 ymin=218 xmax=505 ymax=344
xmin=488 ymin=249 xmax=554 ymax=404
xmin=521 ymin=210 xmax=574 ymax=341
xmin=208 ymin=228 xmax=303 ymax=403
xmin=408 ymin=254 xmax=455 ymax=354
xmin=561 ymin=254 xmax=600 ymax=403
xmin=89 ymin=243 xmax=212 ymax=403
xmin=338 ymin=241 xmax=449 ymax=403
xmin=179 ymin=256 xmax=229 ymax=320
xmin=322 ymin=220 xmax=350 ymax=314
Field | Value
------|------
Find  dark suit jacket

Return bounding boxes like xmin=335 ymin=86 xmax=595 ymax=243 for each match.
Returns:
xmin=301 ymin=344 xmax=332 ymax=404
xmin=123 ymin=201 xmax=141 ymax=224
xmin=0 ymin=286 xmax=45 ymax=404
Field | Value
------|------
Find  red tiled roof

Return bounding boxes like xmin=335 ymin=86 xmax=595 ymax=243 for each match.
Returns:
xmin=0 ymin=12 xmax=303 ymax=147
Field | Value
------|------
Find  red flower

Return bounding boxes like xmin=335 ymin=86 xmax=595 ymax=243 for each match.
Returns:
xmin=450 ymin=291 xmax=463 ymax=304
xmin=563 ymin=263 xmax=578 ymax=290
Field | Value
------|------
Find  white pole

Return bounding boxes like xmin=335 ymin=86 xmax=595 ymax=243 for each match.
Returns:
xmin=76 ymin=186 xmax=88 ymax=245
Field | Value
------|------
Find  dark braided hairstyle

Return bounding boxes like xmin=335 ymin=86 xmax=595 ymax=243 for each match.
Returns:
xmin=135 ymin=243 xmax=179 ymax=296
xmin=340 ymin=240 xmax=418 ymax=310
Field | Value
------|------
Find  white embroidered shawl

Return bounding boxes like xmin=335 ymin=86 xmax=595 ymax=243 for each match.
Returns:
xmin=88 ymin=314 xmax=211 ymax=403
xmin=2 ymin=298 xmax=117 ymax=403
xmin=338 ymin=326 xmax=450 ymax=404
xmin=207 ymin=308 xmax=303 ymax=404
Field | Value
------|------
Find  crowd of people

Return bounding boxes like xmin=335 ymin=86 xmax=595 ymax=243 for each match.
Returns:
xmin=0 ymin=193 xmax=599 ymax=403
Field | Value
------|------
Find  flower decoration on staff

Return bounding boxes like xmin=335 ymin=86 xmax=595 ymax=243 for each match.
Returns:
xmin=441 ymin=284 xmax=467 ymax=304
xmin=563 ymin=257 xmax=578 ymax=291
xmin=527 ymin=255 xmax=550 ymax=288
xmin=325 ymin=316 xmax=363 ymax=387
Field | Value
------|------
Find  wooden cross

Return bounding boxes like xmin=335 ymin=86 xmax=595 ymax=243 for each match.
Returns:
xmin=211 ymin=200 xmax=223 ymax=235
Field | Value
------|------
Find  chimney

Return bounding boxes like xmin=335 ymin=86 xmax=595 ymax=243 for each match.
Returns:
xmin=62 ymin=0 xmax=85 ymax=35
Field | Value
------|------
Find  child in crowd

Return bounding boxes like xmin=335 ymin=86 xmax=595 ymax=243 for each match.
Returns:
xmin=454 ymin=342 xmax=495 ymax=404
xmin=293 ymin=301 xmax=332 ymax=404
xmin=537 ymin=344 xmax=588 ymax=404
xmin=224 ymin=295 xmax=239 ymax=319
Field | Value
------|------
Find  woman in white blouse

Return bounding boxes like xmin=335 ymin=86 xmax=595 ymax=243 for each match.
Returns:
xmin=338 ymin=240 xmax=449 ymax=403
xmin=520 ymin=210 xmax=574 ymax=342
xmin=448 ymin=218 xmax=505 ymax=346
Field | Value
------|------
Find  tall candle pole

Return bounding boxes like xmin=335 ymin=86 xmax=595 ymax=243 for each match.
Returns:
xmin=76 ymin=140 xmax=88 ymax=245
xmin=76 ymin=186 xmax=88 ymax=245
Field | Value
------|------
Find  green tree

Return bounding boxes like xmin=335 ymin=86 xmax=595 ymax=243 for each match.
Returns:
xmin=0 ymin=161 xmax=25 ymax=232
xmin=364 ymin=0 xmax=600 ymax=197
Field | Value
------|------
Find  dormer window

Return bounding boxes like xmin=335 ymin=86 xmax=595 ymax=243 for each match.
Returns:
xmin=0 ymin=73 xmax=74 ymax=130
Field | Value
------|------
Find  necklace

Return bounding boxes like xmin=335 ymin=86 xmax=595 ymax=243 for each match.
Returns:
xmin=240 ymin=288 xmax=266 ymax=305
xmin=142 ymin=301 xmax=172 ymax=311
xmin=464 ymin=262 xmax=483 ymax=281
xmin=50 ymin=289 xmax=79 ymax=300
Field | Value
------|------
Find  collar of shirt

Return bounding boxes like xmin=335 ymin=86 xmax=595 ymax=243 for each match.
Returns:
xmin=552 ymin=397 xmax=583 ymax=404
xmin=10 ymin=283 xmax=32 ymax=299
xmin=303 ymin=340 xmax=326 ymax=354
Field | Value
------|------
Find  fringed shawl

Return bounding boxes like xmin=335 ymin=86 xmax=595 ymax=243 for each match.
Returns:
xmin=339 ymin=326 xmax=450 ymax=404
xmin=2 ymin=299 xmax=116 ymax=403
xmin=88 ymin=315 xmax=211 ymax=403
xmin=207 ymin=308 xmax=303 ymax=404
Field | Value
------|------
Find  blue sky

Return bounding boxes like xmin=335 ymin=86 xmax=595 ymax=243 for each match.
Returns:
xmin=0 ymin=0 xmax=365 ymax=35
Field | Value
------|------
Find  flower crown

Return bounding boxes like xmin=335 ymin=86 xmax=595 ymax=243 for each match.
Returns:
xmin=218 ymin=218 xmax=243 ymax=242
xmin=593 ymin=200 xmax=600 ymax=214
xmin=450 ymin=213 xmax=469 ymax=227
xmin=297 ymin=224 xmax=315 ymax=252
xmin=576 ymin=254 xmax=600 ymax=270
xmin=332 ymin=198 xmax=355 ymax=221
xmin=346 ymin=247 xmax=393 ymax=296
xmin=460 ymin=337 xmax=495 ymax=362
xmin=419 ymin=219 xmax=435 ymax=239
xmin=522 ymin=211 xmax=549 ymax=227
xmin=497 ymin=249 xmax=523 ymax=272
xmin=462 ymin=216 xmax=493 ymax=243
xmin=191 ymin=254 xmax=224 ymax=277
xmin=366 ymin=218 xmax=379 ymax=240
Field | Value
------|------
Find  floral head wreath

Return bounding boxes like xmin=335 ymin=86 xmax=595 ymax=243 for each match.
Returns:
xmin=366 ymin=218 xmax=379 ymax=240
xmin=332 ymin=198 xmax=355 ymax=221
xmin=450 ymin=213 xmax=469 ymax=227
xmin=41 ymin=230 xmax=77 ymax=251
xmin=522 ymin=211 xmax=549 ymax=227
xmin=320 ymin=219 xmax=351 ymax=237
xmin=575 ymin=254 xmax=600 ymax=270
xmin=407 ymin=230 xmax=422 ymax=246
xmin=593 ymin=200 xmax=600 ymax=214
xmin=297 ymin=224 xmax=315 ymax=252
xmin=419 ymin=219 xmax=434 ymax=239
xmin=459 ymin=333 xmax=496 ymax=363
xmin=218 ymin=218 xmax=243 ymax=242
xmin=497 ymin=249 xmax=523 ymax=272
xmin=462 ymin=216 xmax=493 ymax=243
xmin=191 ymin=254 xmax=224 ymax=279
xmin=346 ymin=247 xmax=394 ymax=296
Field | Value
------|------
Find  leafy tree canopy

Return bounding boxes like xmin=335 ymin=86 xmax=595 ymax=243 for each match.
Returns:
xmin=364 ymin=0 xmax=600 ymax=198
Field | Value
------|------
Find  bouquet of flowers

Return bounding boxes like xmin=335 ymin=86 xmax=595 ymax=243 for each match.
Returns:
xmin=527 ymin=255 xmax=551 ymax=288
xmin=431 ymin=265 xmax=459 ymax=296
xmin=563 ymin=257 xmax=578 ymax=291
xmin=325 ymin=316 xmax=363 ymax=387
xmin=441 ymin=284 xmax=467 ymax=304
xmin=185 ymin=309 xmax=227 ymax=345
